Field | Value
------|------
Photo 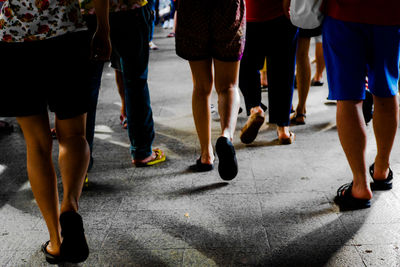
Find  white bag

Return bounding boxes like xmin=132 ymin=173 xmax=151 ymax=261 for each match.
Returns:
xmin=290 ymin=0 xmax=324 ymax=29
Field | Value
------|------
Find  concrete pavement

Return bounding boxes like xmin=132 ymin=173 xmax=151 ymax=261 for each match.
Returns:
xmin=1 ymin=26 xmax=400 ymax=266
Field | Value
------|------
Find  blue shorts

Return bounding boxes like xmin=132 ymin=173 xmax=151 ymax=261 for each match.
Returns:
xmin=323 ymin=16 xmax=400 ymax=100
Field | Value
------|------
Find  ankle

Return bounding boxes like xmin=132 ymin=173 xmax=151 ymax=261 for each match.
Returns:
xmin=250 ymin=106 xmax=264 ymax=115
xmin=352 ymin=180 xmax=372 ymax=200
xmin=373 ymin=158 xmax=390 ymax=179
xmin=61 ymin=199 xmax=79 ymax=214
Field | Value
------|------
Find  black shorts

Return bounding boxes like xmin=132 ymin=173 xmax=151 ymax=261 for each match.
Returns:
xmin=0 ymin=31 xmax=93 ymax=119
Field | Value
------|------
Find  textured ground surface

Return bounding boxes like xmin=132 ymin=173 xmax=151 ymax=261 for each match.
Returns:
xmin=1 ymin=26 xmax=400 ymax=267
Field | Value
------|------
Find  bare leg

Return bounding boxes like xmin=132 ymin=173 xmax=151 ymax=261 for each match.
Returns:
xmin=213 ymin=59 xmax=241 ymax=140
xmin=336 ymin=100 xmax=372 ymax=200
xmin=55 ymin=114 xmax=89 ymax=213
xmin=115 ymin=69 xmax=126 ymax=118
xmin=294 ymin=37 xmax=311 ymax=121
xmin=372 ymin=95 xmax=399 ymax=179
xmin=189 ymin=59 xmax=214 ymax=165
xmin=16 ymin=114 xmax=61 ymax=256
xmin=312 ymin=42 xmax=325 ymax=82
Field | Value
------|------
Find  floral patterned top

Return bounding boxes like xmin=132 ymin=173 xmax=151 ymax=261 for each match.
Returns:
xmin=80 ymin=0 xmax=147 ymax=15
xmin=0 ymin=0 xmax=86 ymax=42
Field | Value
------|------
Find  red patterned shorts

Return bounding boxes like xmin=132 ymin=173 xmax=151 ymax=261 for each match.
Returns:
xmin=175 ymin=0 xmax=246 ymax=62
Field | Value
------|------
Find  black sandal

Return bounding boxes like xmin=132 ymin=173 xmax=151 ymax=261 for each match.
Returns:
xmin=334 ymin=182 xmax=371 ymax=211
xmin=189 ymin=157 xmax=214 ymax=172
xmin=369 ymin=163 xmax=393 ymax=190
xmin=60 ymin=211 xmax=89 ymax=263
xmin=216 ymin=136 xmax=238 ymax=181
xmin=41 ymin=241 xmax=63 ymax=264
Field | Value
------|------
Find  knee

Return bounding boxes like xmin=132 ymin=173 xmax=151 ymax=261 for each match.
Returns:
xmin=193 ymin=83 xmax=212 ymax=97
xmin=215 ymin=82 xmax=237 ymax=94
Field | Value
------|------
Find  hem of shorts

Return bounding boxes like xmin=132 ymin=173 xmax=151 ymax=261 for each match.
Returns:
xmin=177 ymin=53 xmax=242 ymax=62
xmin=54 ymin=109 xmax=88 ymax=120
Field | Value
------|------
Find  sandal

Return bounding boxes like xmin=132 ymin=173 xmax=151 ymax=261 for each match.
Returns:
xmin=369 ymin=163 xmax=393 ymax=190
xmin=216 ymin=136 xmax=238 ymax=181
xmin=240 ymin=112 xmax=265 ymax=144
xmin=42 ymin=240 xmax=63 ymax=264
xmin=310 ymin=79 xmax=324 ymax=86
xmin=334 ymin=182 xmax=371 ymax=211
xmin=120 ymin=114 xmax=128 ymax=129
xmin=278 ymin=131 xmax=295 ymax=145
xmin=133 ymin=148 xmax=166 ymax=167
xmin=60 ymin=211 xmax=89 ymax=263
xmin=290 ymin=113 xmax=306 ymax=125
xmin=189 ymin=157 xmax=214 ymax=172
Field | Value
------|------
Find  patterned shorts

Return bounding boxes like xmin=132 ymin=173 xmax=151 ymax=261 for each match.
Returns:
xmin=175 ymin=0 xmax=246 ymax=62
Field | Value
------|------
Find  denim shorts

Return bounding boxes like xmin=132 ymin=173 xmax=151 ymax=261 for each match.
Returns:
xmin=323 ymin=16 xmax=400 ymax=100
xmin=0 ymin=31 xmax=93 ymax=119
xmin=175 ymin=0 xmax=246 ymax=62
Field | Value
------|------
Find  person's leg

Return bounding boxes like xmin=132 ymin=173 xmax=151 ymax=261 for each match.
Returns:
xmin=189 ymin=59 xmax=214 ymax=165
xmin=372 ymin=95 xmax=399 ymax=179
xmin=85 ymin=61 xmax=104 ymax=170
xmin=266 ymin=16 xmax=298 ymax=141
xmin=312 ymin=40 xmax=325 ymax=83
xmin=214 ymin=59 xmax=241 ymax=140
xmin=55 ymin=114 xmax=90 ymax=213
xmin=115 ymin=69 xmax=126 ymax=121
xmin=336 ymin=100 xmax=372 ymax=199
xmin=293 ymin=36 xmax=311 ymax=123
xmin=16 ymin=114 xmax=61 ymax=256
xmin=111 ymin=9 xmax=158 ymax=163
xmin=238 ymin=22 xmax=265 ymax=116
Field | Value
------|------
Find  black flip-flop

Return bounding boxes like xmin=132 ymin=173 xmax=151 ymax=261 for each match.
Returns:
xmin=369 ymin=163 xmax=393 ymax=190
xmin=60 ymin=211 xmax=89 ymax=263
xmin=189 ymin=157 xmax=214 ymax=172
xmin=334 ymin=182 xmax=371 ymax=211
xmin=42 ymin=240 xmax=63 ymax=264
xmin=216 ymin=136 xmax=238 ymax=181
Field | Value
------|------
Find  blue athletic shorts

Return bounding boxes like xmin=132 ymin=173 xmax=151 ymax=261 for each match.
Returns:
xmin=323 ymin=16 xmax=400 ymax=100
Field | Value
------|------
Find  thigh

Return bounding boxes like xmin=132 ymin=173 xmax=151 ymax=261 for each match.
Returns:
xmin=211 ymin=0 xmax=246 ymax=62
xmin=266 ymin=17 xmax=298 ymax=92
xmin=189 ymin=59 xmax=213 ymax=93
xmin=110 ymin=10 xmax=150 ymax=76
xmin=323 ymin=16 xmax=368 ymax=100
xmin=175 ymin=0 xmax=210 ymax=61
xmin=368 ymin=25 xmax=400 ymax=97
xmin=240 ymin=22 xmax=268 ymax=72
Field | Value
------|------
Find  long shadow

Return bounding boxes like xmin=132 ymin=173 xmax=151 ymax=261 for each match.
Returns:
xmin=144 ymin=196 xmax=372 ymax=266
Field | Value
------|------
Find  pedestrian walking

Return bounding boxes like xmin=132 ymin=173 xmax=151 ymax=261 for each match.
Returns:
xmin=0 ymin=0 xmax=111 ymax=263
xmin=323 ymin=0 xmax=400 ymax=210
xmin=175 ymin=0 xmax=245 ymax=180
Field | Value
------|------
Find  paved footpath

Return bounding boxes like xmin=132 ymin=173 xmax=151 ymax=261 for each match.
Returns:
xmin=1 ymin=27 xmax=400 ymax=267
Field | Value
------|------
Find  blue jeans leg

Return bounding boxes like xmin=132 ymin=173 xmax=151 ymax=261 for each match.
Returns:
xmin=110 ymin=7 xmax=154 ymax=160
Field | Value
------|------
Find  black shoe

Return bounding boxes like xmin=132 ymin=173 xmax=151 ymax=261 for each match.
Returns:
xmin=216 ymin=136 xmax=238 ymax=180
xmin=60 ymin=211 xmax=89 ymax=263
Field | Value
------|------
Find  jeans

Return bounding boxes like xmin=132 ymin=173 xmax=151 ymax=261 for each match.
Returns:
xmin=85 ymin=5 xmax=155 ymax=160
xmin=239 ymin=16 xmax=298 ymax=126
